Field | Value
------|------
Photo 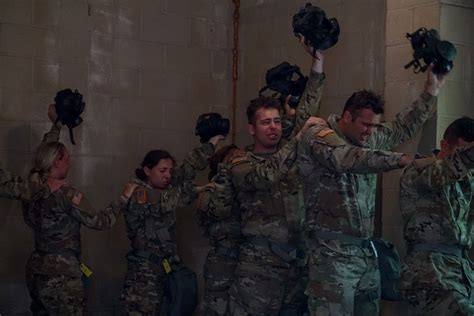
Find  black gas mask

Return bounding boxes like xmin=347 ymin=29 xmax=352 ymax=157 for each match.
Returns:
xmin=259 ymin=62 xmax=308 ymax=108
xmin=293 ymin=3 xmax=340 ymax=55
xmin=54 ymin=89 xmax=85 ymax=145
xmin=404 ymin=28 xmax=457 ymax=74
xmin=195 ymin=113 xmax=230 ymax=143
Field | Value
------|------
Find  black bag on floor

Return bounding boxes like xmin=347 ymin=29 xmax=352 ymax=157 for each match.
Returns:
xmin=373 ymin=239 xmax=402 ymax=301
xmin=160 ymin=263 xmax=198 ymax=316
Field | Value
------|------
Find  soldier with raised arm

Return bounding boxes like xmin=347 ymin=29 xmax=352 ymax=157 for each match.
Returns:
xmin=298 ymin=68 xmax=447 ymax=316
xmin=0 ymin=105 xmax=136 ymax=315
xmin=400 ymin=117 xmax=474 ymax=315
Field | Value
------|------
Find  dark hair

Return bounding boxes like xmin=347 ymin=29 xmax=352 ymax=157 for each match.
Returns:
xmin=343 ymin=90 xmax=384 ymax=119
xmin=247 ymin=96 xmax=281 ymax=124
xmin=443 ymin=116 xmax=474 ymax=145
xmin=135 ymin=150 xmax=176 ymax=181
xmin=208 ymin=144 xmax=239 ymax=180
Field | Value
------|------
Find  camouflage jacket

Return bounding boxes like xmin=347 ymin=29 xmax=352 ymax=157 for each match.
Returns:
xmin=197 ymin=182 xmax=242 ymax=250
xmin=124 ymin=143 xmax=215 ymax=258
xmin=299 ymin=92 xmax=436 ymax=245
xmin=201 ymin=71 xmax=325 ymax=249
xmin=216 ymin=139 xmax=301 ymax=244
xmin=282 ymin=71 xmax=325 ymax=140
xmin=3 ymin=124 xmax=126 ymax=275
xmin=400 ymin=145 xmax=474 ymax=248
xmin=400 ymin=145 xmax=474 ymax=298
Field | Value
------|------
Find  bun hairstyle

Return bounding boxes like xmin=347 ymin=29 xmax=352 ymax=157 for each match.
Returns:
xmin=29 ymin=141 xmax=67 ymax=183
xmin=135 ymin=150 xmax=176 ymax=181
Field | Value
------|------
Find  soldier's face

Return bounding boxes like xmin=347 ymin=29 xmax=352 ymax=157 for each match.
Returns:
xmin=145 ymin=158 xmax=174 ymax=189
xmin=342 ymin=109 xmax=380 ymax=146
xmin=249 ymin=108 xmax=282 ymax=151
xmin=440 ymin=137 xmax=468 ymax=158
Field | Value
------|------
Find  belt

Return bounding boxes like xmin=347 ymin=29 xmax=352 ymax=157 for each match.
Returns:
xmin=35 ymin=249 xmax=80 ymax=259
xmin=128 ymin=249 xmax=179 ymax=266
xmin=308 ymin=230 xmax=378 ymax=257
xmin=249 ymin=236 xmax=299 ymax=263
xmin=409 ymin=243 xmax=469 ymax=259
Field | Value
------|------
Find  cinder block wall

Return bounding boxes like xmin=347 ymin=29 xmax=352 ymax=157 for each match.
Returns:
xmin=0 ymin=0 xmax=232 ymax=313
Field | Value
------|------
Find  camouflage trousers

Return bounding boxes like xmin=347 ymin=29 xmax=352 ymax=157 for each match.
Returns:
xmin=200 ymin=247 xmax=239 ymax=316
xmin=122 ymin=258 xmax=166 ymax=315
xmin=401 ymin=252 xmax=474 ymax=315
xmin=25 ymin=268 xmax=84 ymax=315
xmin=306 ymin=243 xmax=380 ymax=316
xmin=228 ymin=242 xmax=307 ymax=316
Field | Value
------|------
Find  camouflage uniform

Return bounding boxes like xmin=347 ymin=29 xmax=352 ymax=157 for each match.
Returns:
xmin=0 ymin=124 xmax=126 ymax=315
xmin=197 ymin=70 xmax=324 ymax=316
xmin=298 ymin=91 xmax=437 ymax=316
xmin=122 ymin=142 xmax=215 ymax=314
xmin=197 ymin=174 xmax=242 ymax=316
xmin=400 ymin=145 xmax=474 ymax=315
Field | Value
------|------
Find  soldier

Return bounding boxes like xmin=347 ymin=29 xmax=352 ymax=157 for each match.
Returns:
xmin=400 ymin=117 xmax=474 ymax=315
xmin=197 ymin=144 xmax=244 ymax=316
xmin=0 ymin=105 xmax=136 ymax=315
xmin=298 ymin=68 xmax=447 ymax=316
xmin=121 ymin=134 xmax=224 ymax=314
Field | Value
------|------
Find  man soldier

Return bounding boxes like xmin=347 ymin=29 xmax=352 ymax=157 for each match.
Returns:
xmin=400 ymin=117 xmax=474 ymax=315
xmin=298 ymin=68 xmax=447 ymax=315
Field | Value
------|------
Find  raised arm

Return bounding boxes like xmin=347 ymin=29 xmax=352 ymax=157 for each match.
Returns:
xmin=291 ymin=37 xmax=326 ymax=136
xmin=374 ymin=70 xmax=447 ymax=150
xmin=42 ymin=104 xmax=62 ymax=143
xmin=172 ymin=135 xmax=223 ymax=183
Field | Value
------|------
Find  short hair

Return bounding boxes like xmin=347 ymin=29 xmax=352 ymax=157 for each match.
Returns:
xmin=135 ymin=150 xmax=176 ymax=181
xmin=343 ymin=90 xmax=385 ymax=119
xmin=443 ymin=116 xmax=474 ymax=145
xmin=247 ymin=96 xmax=281 ymax=124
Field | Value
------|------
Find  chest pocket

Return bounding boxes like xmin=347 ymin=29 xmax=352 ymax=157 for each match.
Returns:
xmin=355 ymin=174 xmax=377 ymax=219
xmin=144 ymin=187 xmax=177 ymax=244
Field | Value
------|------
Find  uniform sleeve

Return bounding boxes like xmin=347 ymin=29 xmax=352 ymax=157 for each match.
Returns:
xmin=305 ymin=125 xmax=404 ymax=174
xmin=42 ymin=123 xmax=62 ymax=143
xmin=401 ymin=145 xmax=474 ymax=192
xmin=67 ymin=189 xmax=128 ymax=230
xmin=292 ymin=71 xmax=325 ymax=136
xmin=281 ymin=113 xmax=295 ymax=140
xmin=232 ymin=139 xmax=299 ymax=190
xmin=172 ymin=142 xmax=215 ymax=183
xmin=0 ymin=168 xmax=46 ymax=201
xmin=197 ymin=164 xmax=234 ymax=220
xmin=373 ymin=92 xmax=436 ymax=150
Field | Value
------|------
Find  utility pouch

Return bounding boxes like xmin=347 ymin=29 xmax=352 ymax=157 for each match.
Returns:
xmin=160 ymin=263 xmax=198 ymax=316
xmin=373 ymin=239 xmax=402 ymax=301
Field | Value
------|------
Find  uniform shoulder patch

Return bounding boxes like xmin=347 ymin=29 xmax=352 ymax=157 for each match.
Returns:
xmin=135 ymin=187 xmax=147 ymax=204
xmin=316 ymin=128 xmax=334 ymax=138
xmin=72 ymin=191 xmax=83 ymax=206
xmin=229 ymin=155 xmax=249 ymax=168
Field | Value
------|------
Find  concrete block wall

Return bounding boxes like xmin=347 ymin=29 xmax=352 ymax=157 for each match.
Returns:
xmin=235 ymin=0 xmax=386 ymax=147
xmin=0 ymin=0 xmax=232 ymax=313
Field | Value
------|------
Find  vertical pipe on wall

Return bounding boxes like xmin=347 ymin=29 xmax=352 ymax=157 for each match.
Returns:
xmin=231 ymin=0 xmax=240 ymax=143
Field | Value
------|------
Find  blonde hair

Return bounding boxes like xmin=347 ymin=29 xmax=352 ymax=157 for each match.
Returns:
xmin=29 ymin=141 xmax=67 ymax=184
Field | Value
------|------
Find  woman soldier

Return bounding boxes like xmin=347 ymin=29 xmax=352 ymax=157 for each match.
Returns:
xmin=1 ymin=105 xmax=136 ymax=315
xmin=122 ymin=133 xmax=224 ymax=315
